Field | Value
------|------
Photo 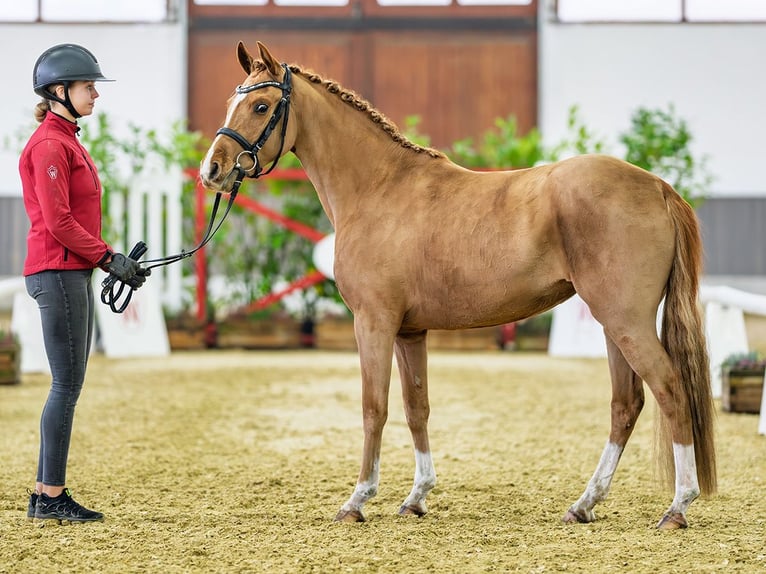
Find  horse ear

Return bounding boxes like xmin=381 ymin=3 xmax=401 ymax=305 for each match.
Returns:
xmin=256 ymin=41 xmax=281 ymax=76
xmin=237 ymin=41 xmax=254 ymax=74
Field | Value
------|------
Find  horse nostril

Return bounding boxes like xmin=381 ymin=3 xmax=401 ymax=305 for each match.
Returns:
xmin=209 ymin=161 xmax=220 ymax=180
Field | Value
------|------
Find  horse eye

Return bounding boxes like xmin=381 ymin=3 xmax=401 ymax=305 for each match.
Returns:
xmin=254 ymin=103 xmax=269 ymax=115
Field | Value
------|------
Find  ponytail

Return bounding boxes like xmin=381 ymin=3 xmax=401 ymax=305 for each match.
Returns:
xmin=34 ymin=98 xmax=50 ymax=123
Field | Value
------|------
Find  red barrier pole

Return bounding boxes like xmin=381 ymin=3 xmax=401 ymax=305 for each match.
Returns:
xmin=234 ymin=195 xmax=326 ymax=244
xmin=189 ymin=165 xmax=326 ymax=317
xmin=244 ymin=270 xmax=327 ymax=313
xmin=193 ymin=175 xmax=208 ymax=322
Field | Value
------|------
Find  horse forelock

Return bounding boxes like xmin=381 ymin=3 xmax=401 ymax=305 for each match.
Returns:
xmin=287 ymin=64 xmax=445 ymax=159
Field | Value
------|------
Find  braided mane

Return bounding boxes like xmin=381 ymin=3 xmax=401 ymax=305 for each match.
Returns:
xmin=286 ymin=63 xmax=446 ymax=160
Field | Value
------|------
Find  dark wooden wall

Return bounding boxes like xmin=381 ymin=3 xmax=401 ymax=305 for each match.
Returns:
xmin=187 ymin=0 xmax=538 ymax=148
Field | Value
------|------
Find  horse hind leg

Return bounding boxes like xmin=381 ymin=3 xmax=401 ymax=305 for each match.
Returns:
xmin=563 ymin=334 xmax=645 ymax=524
xmin=597 ymin=325 xmax=702 ymax=529
xmin=394 ymin=331 xmax=436 ymax=517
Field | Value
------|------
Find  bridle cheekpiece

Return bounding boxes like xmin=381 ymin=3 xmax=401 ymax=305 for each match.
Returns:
xmin=216 ymin=63 xmax=293 ymax=192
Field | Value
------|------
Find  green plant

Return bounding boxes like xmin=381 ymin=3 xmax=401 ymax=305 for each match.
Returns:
xmin=204 ymin=152 xmax=344 ymax=321
xmin=550 ymin=105 xmax=608 ymax=158
xmin=0 ymin=329 xmax=19 ymax=346
xmin=448 ymin=115 xmax=552 ymax=169
xmin=79 ymin=114 xmax=209 ymax=314
xmin=401 ymin=115 xmax=432 ymax=148
xmin=722 ymin=352 xmax=766 ymax=371
xmin=619 ymin=105 xmax=712 ymax=207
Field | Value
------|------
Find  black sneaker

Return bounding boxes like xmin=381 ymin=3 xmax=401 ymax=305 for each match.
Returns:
xmin=26 ymin=489 xmax=38 ymax=522
xmin=34 ymin=489 xmax=104 ymax=525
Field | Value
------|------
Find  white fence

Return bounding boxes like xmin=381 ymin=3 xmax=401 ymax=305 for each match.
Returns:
xmin=108 ymin=168 xmax=185 ymax=313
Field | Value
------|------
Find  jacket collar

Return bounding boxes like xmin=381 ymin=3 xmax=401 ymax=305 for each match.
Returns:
xmin=45 ymin=111 xmax=81 ymax=136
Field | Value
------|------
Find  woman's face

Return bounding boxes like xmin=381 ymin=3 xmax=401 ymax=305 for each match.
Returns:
xmin=67 ymin=81 xmax=99 ymax=117
xmin=52 ymin=80 xmax=99 ymax=118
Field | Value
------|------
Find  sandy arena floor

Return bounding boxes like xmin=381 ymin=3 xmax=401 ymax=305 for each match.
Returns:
xmin=1 ymin=350 xmax=764 ymax=573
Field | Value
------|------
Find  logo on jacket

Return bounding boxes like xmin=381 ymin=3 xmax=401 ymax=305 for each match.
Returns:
xmin=47 ymin=165 xmax=58 ymax=180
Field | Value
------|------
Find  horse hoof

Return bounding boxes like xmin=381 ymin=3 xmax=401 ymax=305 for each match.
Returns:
xmin=334 ymin=508 xmax=366 ymax=523
xmin=398 ymin=504 xmax=427 ymax=517
xmin=656 ymin=512 xmax=688 ymax=530
xmin=562 ymin=508 xmax=594 ymax=524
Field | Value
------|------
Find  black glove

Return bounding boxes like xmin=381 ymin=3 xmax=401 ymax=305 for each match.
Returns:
xmin=106 ymin=253 xmax=150 ymax=289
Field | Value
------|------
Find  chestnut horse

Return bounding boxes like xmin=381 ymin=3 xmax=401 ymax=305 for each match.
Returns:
xmin=200 ymin=41 xmax=716 ymax=529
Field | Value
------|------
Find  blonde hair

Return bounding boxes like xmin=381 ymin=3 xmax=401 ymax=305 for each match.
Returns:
xmin=34 ymin=98 xmax=50 ymax=123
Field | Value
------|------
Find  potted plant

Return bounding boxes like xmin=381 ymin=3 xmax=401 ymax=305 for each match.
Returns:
xmin=720 ymin=352 xmax=766 ymax=413
xmin=0 ymin=329 xmax=20 ymax=385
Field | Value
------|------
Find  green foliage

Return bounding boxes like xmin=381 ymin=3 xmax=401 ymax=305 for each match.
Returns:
xmin=550 ymin=105 xmax=607 ymax=158
xmin=722 ymin=351 xmax=766 ymax=370
xmin=204 ymin=152 xmax=344 ymax=320
xmin=448 ymin=115 xmax=551 ymax=169
xmin=619 ymin=105 xmax=712 ymax=207
xmin=401 ymin=115 xmax=432 ymax=148
xmin=78 ymin=113 xmax=209 ymax=313
xmin=78 ymin=113 xmax=209 ymax=248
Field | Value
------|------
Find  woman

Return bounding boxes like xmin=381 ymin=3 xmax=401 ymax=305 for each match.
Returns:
xmin=20 ymin=43 xmax=148 ymax=525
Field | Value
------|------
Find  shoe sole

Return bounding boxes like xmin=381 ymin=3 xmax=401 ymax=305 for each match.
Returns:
xmin=34 ymin=516 xmax=104 ymax=527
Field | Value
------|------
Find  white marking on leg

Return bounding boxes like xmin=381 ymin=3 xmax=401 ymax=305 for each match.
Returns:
xmin=666 ymin=443 xmax=700 ymax=515
xmin=568 ymin=441 xmax=623 ymax=521
xmin=340 ymin=457 xmax=380 ymax=514
xmin=401 ymin=450 xmax=436 ymax=513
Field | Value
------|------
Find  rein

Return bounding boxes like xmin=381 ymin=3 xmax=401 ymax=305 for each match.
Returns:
xmin=100 ymin=63 xmax=293 ymax=314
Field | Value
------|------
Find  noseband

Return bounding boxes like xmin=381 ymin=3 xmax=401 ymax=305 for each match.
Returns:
xmin=216 ymin=63 xmax=293 ymax=192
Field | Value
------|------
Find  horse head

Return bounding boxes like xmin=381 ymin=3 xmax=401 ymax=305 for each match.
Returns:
xmin=200 ymin=41 xmax=296 ymax=192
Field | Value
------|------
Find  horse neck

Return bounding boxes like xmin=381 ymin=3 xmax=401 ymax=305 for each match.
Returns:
xmin=291 ymin=76 xmax=410 ymax=226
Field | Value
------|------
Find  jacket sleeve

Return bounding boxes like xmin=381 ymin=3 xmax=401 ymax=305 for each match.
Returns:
xmin=30 ymin=139 xmax=110 ymax=264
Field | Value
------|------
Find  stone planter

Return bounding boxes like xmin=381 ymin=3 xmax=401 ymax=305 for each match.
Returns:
xmin=721 ymin=367 xmax=764 ymax=414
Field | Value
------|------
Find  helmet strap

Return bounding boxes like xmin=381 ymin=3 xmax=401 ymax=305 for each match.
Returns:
xmin=46 ymin=82 xmax=82 ymax=120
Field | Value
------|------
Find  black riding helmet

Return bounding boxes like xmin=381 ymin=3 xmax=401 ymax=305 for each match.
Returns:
xmin=33 ymin=44 xmax=113 ymax=118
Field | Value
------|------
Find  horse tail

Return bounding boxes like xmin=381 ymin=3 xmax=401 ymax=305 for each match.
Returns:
xmin=657 ymin=182 xmax=717 ymax=496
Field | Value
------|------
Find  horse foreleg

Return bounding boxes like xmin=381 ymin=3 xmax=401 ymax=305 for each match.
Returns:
xmin=564 ymin=335 xmax=644 ymax=524
xmin=335 ymin=316 xmax=396 ymax=523
xmin=394 ymin=332 xmax=436 ymax=517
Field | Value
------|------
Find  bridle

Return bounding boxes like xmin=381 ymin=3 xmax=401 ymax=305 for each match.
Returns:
xmin=100 ymin=63 xmax=293 ymax=313
xmin=216 ymin=63 xmax=293 ymax=193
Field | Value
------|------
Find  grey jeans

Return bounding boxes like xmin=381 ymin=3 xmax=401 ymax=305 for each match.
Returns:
xmin=25 ymin=269 xmax=95 ymax=486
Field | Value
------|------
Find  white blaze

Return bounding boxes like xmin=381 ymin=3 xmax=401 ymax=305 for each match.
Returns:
xmin=200 ymin=91 xmax=249 ymax=177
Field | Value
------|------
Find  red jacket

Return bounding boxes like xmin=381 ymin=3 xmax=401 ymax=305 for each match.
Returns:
xmin=20 ymin=112 xmax=110 ymax=276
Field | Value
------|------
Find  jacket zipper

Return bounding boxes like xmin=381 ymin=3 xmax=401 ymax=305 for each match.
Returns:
xmin=79 ymin=149 xmax=99 ymax=190
xmin=63 ymin=247 xmax=69 ymax=261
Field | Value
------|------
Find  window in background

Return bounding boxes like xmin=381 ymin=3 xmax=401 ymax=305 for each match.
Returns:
xmin=457 ymin=0 xmax=532 ymax=5
xmin=194 ymin=0 xmax=267 ymax=4
xmin=557 ymin=0 xmax=682 ymax=23
xmin=0 ymin=0 xmax=38 ymax=21
xmin=274 ymin=0 xmax=349 ymax=6
xmin=686 ymin=0 xmax=766 ymax=22
xmin=558 ymin=0 xmax=766 ymax=23
xmin=0 ymin=0 xmax=169 ymax=22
